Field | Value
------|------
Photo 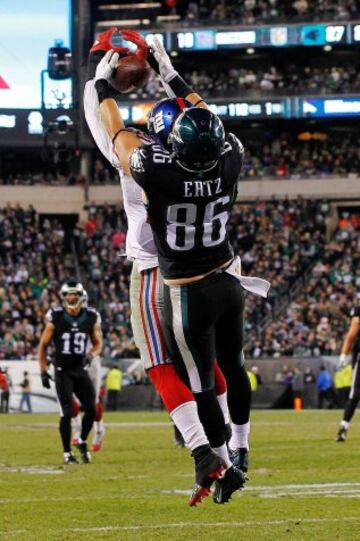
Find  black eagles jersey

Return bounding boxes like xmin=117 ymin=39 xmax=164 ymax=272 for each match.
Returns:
xmin=46 ymin=306 xmax=100 ymax=370
xmin=130 ymin=133 xmax=244 ymax=279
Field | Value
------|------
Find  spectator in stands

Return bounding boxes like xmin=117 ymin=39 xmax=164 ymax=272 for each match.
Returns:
xmin=19 ymin=371 xmax=32 ymax=413
xmin=0 ymin=367 xmax=10 ymax=413
xmin=106 ymin=365 xmax=122 ymax=411
xmin=316 ymin=365 xmax=335 ymax=409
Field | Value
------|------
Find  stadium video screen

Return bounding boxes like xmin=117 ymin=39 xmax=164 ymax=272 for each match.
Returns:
xmin=0 ymin=0 xmax=71 ymax=110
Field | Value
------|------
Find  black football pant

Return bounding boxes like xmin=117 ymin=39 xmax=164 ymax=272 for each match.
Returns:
xmin=343 ymin=358 xmax=360 ymax=423
xmin=55 ymin=368 xmax=96 ymax=453
xmin=164 ymin=272 xmax=251 ymax=449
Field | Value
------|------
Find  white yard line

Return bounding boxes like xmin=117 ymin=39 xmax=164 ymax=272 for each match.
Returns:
xmin=1 ymin=517 xmax=360 ymax=537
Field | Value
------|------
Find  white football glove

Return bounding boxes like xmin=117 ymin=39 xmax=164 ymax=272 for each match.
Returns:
xmin=95 ymin=50 xmax=119 ymax=82
xmin=338 ymin=353 xmax=352 ymax=368
xmin=150 ymin=36 xmax=177 ymax=82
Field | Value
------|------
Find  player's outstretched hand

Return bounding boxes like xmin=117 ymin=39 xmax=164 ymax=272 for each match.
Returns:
xmin=90 ymin=27 xmax=129 ymax=55
xmin=95 ymin=50 xmax=119 ymax=82
xmin=120 ymin=29 xmax=148 ymax=60
xmin=149 ymin=36 xmax=177 ymax=82
xmin=41 ymin=371 xmax=52 ymax=389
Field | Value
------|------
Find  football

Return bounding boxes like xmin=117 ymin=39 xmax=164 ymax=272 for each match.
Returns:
xmin=111 ymin=54 xmax=151 ymax=94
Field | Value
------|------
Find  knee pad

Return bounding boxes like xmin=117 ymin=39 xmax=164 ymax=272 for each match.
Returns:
xmin=148 ymin=364 xmax=194 ymax=413
xmin=95 ymin=401 xmax=103 ymax=422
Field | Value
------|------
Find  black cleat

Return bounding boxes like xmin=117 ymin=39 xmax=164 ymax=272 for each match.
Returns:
xmin=213 ymin=465 xmax=247 ymax=504
xmin=230 ymin=447 xmax=249 ymax=473
xmin=77 ymin=442 xmax=91 ymax=463
xmin=189 ymin=445 xmax=226 ymax=507
xmin=64 ymin=452 xmax=78 ymax=465
xmin=336 ymin=426 xmax=348 ymax=442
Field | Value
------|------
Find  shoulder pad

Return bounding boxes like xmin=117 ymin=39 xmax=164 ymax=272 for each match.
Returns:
xmin=87 ymin=306 xmax=97 ymax=313
xmin=53 ymin=306 xmax=64 ymax=312
xmin=226 ymin=133 xmax=245 ymax=155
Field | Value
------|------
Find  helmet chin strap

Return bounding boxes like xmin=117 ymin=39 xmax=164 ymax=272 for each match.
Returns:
xmin=64 ymin=297 xmax=83 ymax=310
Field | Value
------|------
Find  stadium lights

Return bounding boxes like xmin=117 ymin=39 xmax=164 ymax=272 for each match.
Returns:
xmin=246 ymin=48 xmax=255 ymax=54
xmin=323 ymin=44 xmax=333 ymax=52
xmin=170 ymin=51 xmax=178 ymax=57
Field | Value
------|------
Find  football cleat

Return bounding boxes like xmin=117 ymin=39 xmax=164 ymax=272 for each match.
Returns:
xmin=336 ymin=426 xmax=348 ymax=442
xmin=230 ymin=447 xmax=249 ymax=473
xmin=90 ymin=441 xmax=103 ymax=453
xmin=77 ymin=442 xmax=91 ymax=464
xmin=213 ymin=465 xmax=247 ymax=504
xmin=64 ymin=452 xmax=78 ymax=465
xmin=189 ymin=445 xmax=226 ymax=507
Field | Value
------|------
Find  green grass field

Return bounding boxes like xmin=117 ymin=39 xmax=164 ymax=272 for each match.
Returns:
xmin=0 ymin=410 xmax=360 ymax=541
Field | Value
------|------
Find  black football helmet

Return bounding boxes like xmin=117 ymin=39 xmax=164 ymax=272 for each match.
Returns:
xmin=171 ymin=108 xmax=225 ymax=171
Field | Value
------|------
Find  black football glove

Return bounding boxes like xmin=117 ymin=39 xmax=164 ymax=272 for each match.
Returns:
xmin=41 ymin=371 xmax=52 ymax=389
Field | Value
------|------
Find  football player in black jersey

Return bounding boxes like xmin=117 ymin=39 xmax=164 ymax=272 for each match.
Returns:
xmin=336 ymin=305 xmax=360 ymax=442
xmin=91 ymin=38 xmax=250 ymax=504
xmin=38 ymin=281 xmax=103 ymax=464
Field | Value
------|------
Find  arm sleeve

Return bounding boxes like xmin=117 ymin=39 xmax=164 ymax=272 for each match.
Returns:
xmin=83 ymin=79 xmax=121 ymax=169
xmin=45 ymin=309 xmax=53 ymax=323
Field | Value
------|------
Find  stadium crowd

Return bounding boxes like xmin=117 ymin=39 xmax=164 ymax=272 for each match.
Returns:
xmin=132 ymin=64 xmax=360 ymax=101
xmin=165 ymin=0 xmax=360 ymax=25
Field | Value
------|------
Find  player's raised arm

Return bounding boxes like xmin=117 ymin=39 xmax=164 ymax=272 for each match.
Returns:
xmin=146 ymin=35 xmax=209 ymax=110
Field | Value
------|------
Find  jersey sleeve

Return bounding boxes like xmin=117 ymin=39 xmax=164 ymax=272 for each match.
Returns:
xmin=222 ymin=133 xmax=245 ymax=187
xmin=350 ymin=306 xmax=360 ymax=318
xmin=129 ymin=146 xmax=152 ymax=189
xmin=95 ymin=311 xmax=102 ymax=327
xmin=45 ymin=309 xmax=53 ymax=323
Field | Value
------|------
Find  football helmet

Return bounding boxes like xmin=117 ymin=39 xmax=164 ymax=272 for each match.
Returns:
xmin=147 ymin=98 xmax=191 ymax=150
xmin=60 ymin=280 xmax=85 ymax=309
xmin=171 ymin=108 xmax=225 ymax=171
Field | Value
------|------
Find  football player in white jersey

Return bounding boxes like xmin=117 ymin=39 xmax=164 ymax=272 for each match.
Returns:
xmin=84 ymin=29 xmax=251 ymax=504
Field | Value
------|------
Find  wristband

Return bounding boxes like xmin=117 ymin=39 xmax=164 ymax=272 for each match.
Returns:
xmin=166 ymin=74 xmax=194 ymax=98
xmin=95 ymin=79 xmax=113 ymax=103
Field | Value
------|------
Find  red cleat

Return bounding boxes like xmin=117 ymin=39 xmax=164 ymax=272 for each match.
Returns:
xmin=90 ymin=441 xmax=103 ymax=453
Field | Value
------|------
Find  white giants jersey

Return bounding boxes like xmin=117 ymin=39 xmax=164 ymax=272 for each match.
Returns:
xmin=83 ymin=80 xmax=158 ymax=270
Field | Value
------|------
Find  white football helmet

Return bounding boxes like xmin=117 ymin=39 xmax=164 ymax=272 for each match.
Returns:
xmin=60 ymin=281 xmax=85 ymax=309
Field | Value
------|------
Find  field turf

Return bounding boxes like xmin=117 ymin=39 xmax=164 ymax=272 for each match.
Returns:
xmin=0 ymin=410 xmax=360 ymax=541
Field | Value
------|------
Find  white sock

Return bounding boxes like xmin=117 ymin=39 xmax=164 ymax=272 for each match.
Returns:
xmin=212 ymin=443 xmax=232 ymax=468
xmin=216 ymin=391 xmax=230 ymax=424
xmin=72 ymin=414 xmax=81 ymax=439
xmin=340 ymin=420 xmax=350 ymax=430
xmin=229 ymin=421 xmax=250 ymax=451
xmin=93 ymin=420 xmax=105 ymax=444
xmin=170 ymin=401 xmax=209 ymax=451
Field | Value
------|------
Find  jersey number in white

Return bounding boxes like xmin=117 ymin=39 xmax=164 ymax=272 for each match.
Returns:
xmin=61 ymin=332 xmax=87 ymax=355
xmin=166 ymin=196 xmax=230 ymax=251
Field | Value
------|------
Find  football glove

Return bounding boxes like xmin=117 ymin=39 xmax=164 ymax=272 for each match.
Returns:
xmin=338 ymin=353 xmax=352 ymax=368
xmin=120 ymin=29 xmax=148 ymax=60
xmin=41 ymin=371 xmax=52 ymax=389
xmin=95 ymin=50 xmax=119 ymax=83
xmin=90 ymin=27 xmax=129 ymax=54
xmin=149 ymin=36 xmax=177 ymax=82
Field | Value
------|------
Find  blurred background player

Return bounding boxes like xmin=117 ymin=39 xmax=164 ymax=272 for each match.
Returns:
xmin=38 ymin=281 xmax=102 ymax=464
xmin=336 ymin=305 xmax=360 ymax=442
xmin=72 ymin=291 xmax=105 ymax=452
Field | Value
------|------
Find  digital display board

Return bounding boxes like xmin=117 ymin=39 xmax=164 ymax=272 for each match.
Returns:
xmin=0 ymin=0 xmax=71 ymax=110
xmin=299 ymin=97 xmax=360 ymax=118
xmin=169 ymin=21 xmax=358 ymax=51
